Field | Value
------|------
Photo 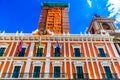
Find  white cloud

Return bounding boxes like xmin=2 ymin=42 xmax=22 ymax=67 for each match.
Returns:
xmin=87 ymin=0 xmax=92 ymax=7
xmin=106 ymin=0 xmax=120 ymax=24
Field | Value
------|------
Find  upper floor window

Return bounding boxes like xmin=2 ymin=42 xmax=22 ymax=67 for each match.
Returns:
xmin=98 ymin=48 xmax=107 ymax=57
xmin=74 ymin=48 xmax=81 ymax=57
xmin=0 ymin=47 xmax=6 ymax=57
xmin=17 ymin=48 xmax=26 ymax=57
xmin=36 ymin=48 xmax=43 ymax=57
xmin=54 ymin=47 xmax=61 ymax=57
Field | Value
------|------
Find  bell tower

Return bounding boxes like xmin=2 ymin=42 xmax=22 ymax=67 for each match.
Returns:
xmin=87 ymin=15 xmax=118 ymax=35
xmin=38 ymin=2 xmax=70 ymax=35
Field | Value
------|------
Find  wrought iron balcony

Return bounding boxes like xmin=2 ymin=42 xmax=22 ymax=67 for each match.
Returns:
xmin=101 ymin=73 xmax=118 ymax=79
xmin=54 ymin=53 xmax=61 ymax=57
xmin=74 ymin=53 xmax=82 ymax=57
xmin=73 ymin=73 xmax=89 ymax=79
xmin=2 ymin=73 xmax=67 ymax=79
xmin=17 ymin=52 xmax=25 ymax=57
xmin=35 ymin=52 xmax=43 ymax=57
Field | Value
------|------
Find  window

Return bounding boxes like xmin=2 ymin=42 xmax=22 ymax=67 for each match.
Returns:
xmin=74 ymin=48 xmax=81 ymax=57
xmin=104 ymin=66 xmax=113 ymax=78
xmin=118 ymin=43 xmax=120 ymax=47
xmin=91 ymin=27 xmax=95 ymax=34
xmin=98 ymin=48 xmax=106 ymax=57
xmin=12 ymin=66 xmax=21 ymax=78
xmin=76 ymin=66 xmax=84 ymax=78
xmin=18 ymin=48 xmax=26 ymax=57
xmin=54 ymin=48 xmax=61 ymax=57
xmin=36 ymin=48 xmax=43 ymax=57
xmin=33 ymin=66 xmax=41 ymax=78
xmin=114 ymin=43 xmax=120 ymax=55
xmin=54 ymin=66 xmax=60 ymax=78
xmin=0 ymin=47 xmax=6 ymax=57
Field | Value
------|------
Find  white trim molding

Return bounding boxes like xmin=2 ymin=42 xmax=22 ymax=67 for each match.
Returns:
xmin=32 ymin=61 xmax=43 ymax=66
xmin=13 ymin=61 xmax=24 ymax=66
xmin=0 ymin=61 xmax=2 ymax=65
xmin=22 ymin=43 xmax=28 ymax=48
xmin=101 ymin=60 xmax=111 ymax=67
xmin=74 ymin=61 xmax=84 ymax=67
xmin=95 ymin=44 xmax=105 ymax=49
xmin=72 ymin=44 xmax=81 ymax=49
xmin=0 ymin=44 xmax=9 ymax=48
xmin=52 ymin=61 xmax=62 ymax=67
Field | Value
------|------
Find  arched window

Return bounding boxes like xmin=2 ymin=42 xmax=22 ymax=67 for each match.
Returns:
xmin=102 ymin=23 xmax=110 ymax=30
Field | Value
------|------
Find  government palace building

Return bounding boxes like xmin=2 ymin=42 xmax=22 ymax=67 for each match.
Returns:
xmin=0 ymin=2 xmax=120 ymax=80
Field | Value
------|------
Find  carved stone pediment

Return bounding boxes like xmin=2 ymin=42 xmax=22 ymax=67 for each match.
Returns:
xmin=13 ymin=61 xmax=24 ymax=66
xmin=101 ymin=60 xmax=111 ymax=66
xmin=52 ymin=61 xmax=62 ymax=66
xmin=33 ymin=61 xmax=43 ymax=66
xmin=74 ymin=61 xmax=84 ymax=66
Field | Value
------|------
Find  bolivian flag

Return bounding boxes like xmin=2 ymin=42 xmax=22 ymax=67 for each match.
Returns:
xmin=38 ymin=40 xmax=41 ymax=49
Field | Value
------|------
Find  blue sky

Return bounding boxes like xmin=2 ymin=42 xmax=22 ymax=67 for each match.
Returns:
xmin=0 ymin=0 xmax=120 ymax=34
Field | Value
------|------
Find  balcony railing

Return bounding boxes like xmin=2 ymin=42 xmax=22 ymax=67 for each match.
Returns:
xmin=35 ymin=52 xmax=43 ymax=57
xmin=54 ymin=53 xmax=61 ymax=57
xmin=73 ymin=73 xmax=89 ymax=79
xmin=101 ymin=73 xmax=118 ymax=79
xmin=17 ymin=52 xmax=25 ymax=57
xmin=2 ymin=73 xmax=67 ymax=79
xmin=74 ymin=53 xmax=82 ymax=57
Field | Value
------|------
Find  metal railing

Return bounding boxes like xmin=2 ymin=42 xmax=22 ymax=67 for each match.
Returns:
xmin=73 ymin=73 xmax=89 ymax=79
xmin=2 ymin=73 xmax=67 ymax=79
xmin=74 ymin=53 xmax=82 ymax=57
xmin=101 ymin=73 xmax=118 ymax=79
xmin=54 ymin=53 xmax=61 ymax=57
xmin=35 ymin=52 xmax=43 ymax=57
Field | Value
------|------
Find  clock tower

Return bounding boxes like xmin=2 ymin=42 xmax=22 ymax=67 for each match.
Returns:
xmin=87 ymin=15 xmax=118 ymax=35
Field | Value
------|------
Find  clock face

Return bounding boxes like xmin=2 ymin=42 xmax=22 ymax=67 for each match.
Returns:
xmin=102 ymin=23 xmax=110 ymax=30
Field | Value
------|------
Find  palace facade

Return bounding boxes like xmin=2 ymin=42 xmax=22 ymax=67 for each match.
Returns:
xmin=0 ymin=2 xmax=120 ymax=80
